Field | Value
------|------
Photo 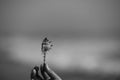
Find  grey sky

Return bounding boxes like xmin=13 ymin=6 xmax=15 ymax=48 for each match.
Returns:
xmin=1 ymin=0 xmax=120 ymax=75
xmin=1 ymin=0 xmax=120 ymax=38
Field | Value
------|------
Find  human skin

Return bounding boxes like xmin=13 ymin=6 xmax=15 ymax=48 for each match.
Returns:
xmin=31 ymin=63 xmax=62 ymax=80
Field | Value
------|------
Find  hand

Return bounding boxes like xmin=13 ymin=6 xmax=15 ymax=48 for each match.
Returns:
xmin=31 ymin=63 xmax=62 ymax=80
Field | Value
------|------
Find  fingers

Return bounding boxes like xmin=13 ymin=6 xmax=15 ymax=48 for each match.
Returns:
xmin=43 ymin=63 xmax=62 ymax=80
xmin=30 ymin=66 xmax=43 ymax=80
xmin=40 ymin=64 xmax=49 ymax=80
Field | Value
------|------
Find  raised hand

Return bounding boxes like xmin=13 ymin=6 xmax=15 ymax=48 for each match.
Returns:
xmin=30 ymin=63 xmax=62 ymax=80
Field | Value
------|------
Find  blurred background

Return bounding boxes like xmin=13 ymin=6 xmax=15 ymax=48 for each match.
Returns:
xmin=0 ymin=0 xmax=120 ymax=80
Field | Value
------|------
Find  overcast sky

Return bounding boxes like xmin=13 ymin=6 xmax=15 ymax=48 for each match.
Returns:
xmin=1 ymin=0 xmax=120 ymax=38
xmin=1 ymin=0 xmax=120 ymax=75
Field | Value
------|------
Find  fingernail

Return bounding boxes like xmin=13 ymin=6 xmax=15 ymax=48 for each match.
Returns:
xmin=46 ymin=64 xmax=50 ymax=70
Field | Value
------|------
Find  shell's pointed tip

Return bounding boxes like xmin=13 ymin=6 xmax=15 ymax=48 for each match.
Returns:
xmin=43 ymin=37 xmax=49 ymax=42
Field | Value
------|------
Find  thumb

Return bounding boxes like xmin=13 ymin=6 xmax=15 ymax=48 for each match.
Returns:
xmin=43 ymin=64 xmax=62 ymax=80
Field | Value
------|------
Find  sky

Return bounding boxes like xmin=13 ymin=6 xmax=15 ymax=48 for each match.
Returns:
xmin=0 ymin=0 xmax=120 ymax=80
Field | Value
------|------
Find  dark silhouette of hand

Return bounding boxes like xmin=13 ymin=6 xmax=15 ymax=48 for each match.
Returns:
xmin=31 ymin=63 xmax=62 ymax=80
